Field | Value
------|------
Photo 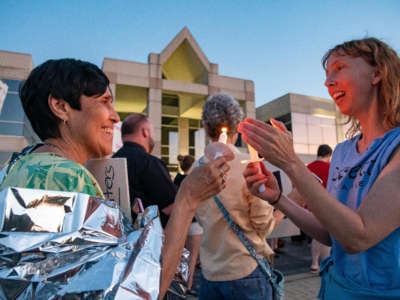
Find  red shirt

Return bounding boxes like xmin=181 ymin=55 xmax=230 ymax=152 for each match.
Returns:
xmin=307 ymin=160 xmax=330 ymax=188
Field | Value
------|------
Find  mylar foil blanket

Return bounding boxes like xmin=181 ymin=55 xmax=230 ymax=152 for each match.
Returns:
xmin=0 ymin=187 xmax=163 ymax=299
xmin=165 ymin=248 xmax=190 ymax=299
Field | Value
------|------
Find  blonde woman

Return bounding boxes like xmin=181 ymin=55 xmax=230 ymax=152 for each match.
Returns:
xmin=241 ymin=38 xmax=400 ymax=299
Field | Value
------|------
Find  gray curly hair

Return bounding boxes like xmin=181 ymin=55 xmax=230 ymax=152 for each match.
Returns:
xmin=202 ymin=93 xmax=244 ymax=139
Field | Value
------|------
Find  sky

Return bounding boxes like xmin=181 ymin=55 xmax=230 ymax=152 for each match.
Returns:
xmin=1 ymin=0 xmax=399 ymax=107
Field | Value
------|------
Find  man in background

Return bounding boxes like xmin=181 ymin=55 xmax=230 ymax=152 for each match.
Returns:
xmin=307 ymin=144 xmax=332 ymax=189
xmin=113 ymin=113 xmax=175 ymax=227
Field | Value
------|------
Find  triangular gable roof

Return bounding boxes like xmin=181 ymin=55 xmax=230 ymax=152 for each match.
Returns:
xmin=159 ymin=27 xmax=210 ymax=71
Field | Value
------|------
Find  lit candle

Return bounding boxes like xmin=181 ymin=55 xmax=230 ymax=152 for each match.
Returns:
xmin=247 ymin=144 xmax=266 ymax=193
xmin=218 ymin=127 xmax=228 ymax=144
xmin=248 ymin=144 xmax=259 ymax=163
xmin=214 ymin=127 xmax=228 ymax=159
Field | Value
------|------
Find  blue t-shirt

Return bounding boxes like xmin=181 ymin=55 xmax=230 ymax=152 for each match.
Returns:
xmin=327 ymin=126 xmax=400 ymax=290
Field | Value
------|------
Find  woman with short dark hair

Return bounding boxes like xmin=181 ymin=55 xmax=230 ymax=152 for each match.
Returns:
xmin=0 ymin=58 xmax=231 ymax=299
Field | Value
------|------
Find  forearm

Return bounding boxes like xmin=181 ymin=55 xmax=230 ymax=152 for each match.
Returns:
xmin=283 ymin=158 xmax=366 ymax=251
xmin=159 ymin=192 xmax=196 ymax=298
xmin=157 ymin=155 xmax=230 ymax=297
xmin=275 ymin=195 xmax=331 ymax=245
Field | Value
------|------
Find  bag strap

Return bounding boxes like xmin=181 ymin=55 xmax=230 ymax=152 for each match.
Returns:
xmin=213 ymin=194 xmax=274 ymax=280
xmin=198 ymin=157 xmax=274 ymax=281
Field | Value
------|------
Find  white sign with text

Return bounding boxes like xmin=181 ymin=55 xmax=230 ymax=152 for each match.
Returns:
xmin=85 ymin=157 xmax=132 ymax=222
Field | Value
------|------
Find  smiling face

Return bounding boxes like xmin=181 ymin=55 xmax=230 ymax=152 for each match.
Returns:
xmin=67 ymin=88 xmax=120 ymax=160
xmin=324 ymin=52 xmax=380 ymax=118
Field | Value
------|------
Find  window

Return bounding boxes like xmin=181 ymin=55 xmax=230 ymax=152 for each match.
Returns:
xmin=161 ymin=94 xmax=179 ymax=172
xmin=291 ymin=112 xmax=337 ymax=154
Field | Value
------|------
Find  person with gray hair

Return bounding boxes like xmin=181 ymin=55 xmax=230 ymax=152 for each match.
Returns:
xmin=202 ymin=93 xmax=244 ymax=141
xmin=194 ymin=93 xmax=283 ymax=300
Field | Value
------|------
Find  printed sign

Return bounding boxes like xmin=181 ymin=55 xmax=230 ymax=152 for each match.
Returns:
xmin=0 ymin=80 xmax=8 ymax=114
xmin=85 ymin=157 xmax=132 ymax=222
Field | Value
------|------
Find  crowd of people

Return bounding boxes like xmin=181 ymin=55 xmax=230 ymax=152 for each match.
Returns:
xmin=1 ymin=36 xmax=400 ymax=300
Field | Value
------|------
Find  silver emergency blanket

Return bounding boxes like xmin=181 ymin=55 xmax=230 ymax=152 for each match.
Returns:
xmin=0 ymin=187 xmax=163 ymax=299
xmin=165 ymin=248 xmax=190 ymax=299
xmin=175 ymin=248 xmax=190 ymax=285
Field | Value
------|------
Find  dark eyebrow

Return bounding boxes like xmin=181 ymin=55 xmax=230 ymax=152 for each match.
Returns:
xmin=102 ymin=93 xmax=113 ymax=101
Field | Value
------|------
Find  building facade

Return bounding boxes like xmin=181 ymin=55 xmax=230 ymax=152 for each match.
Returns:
xmin=256 ymin=93 xmax=348 ymax=164
xmin=0 ymin=28 xmax=255 ymax=171
xmin=102 ymin=27 xmax=255 ymax=172
xmin=0 ymin=51 xmax=38 ymax=166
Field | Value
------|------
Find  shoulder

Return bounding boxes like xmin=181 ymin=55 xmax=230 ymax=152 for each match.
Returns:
xmin=1 ymin=153 xmax=102 ymax=197
xmin=15 ymin=152 xmax=84 ymax=171
xmin=307 ymin=161 xmax=318 ymax=168
xmin=114 ymin=144 xmax=152 ymax=167
xmin=112 ymin=145 xmax=127 ymax=157
xmin=139 ymin=155 xmax=170 ymax=179
xmin=330 ymin=136 xmax=358 ymax=163
xmin=151 ymin=155 xmax=168 ymax=169
xmin=308 ymin=160 xmax=329 ymax=169
xmin=114 ymin=143 xmax=142 ymax=157
xmin=173 ymin=173 xmax=186 ymax=185
xmin=44 ymin=156 xmax=103 ymax=197
xmin=39 ymin=155 xmax=98 ymax=184
xmin=336 ymin=135 xmax=359 ymax=152
xmin=380 ymin=140 xmax=400 ymax=177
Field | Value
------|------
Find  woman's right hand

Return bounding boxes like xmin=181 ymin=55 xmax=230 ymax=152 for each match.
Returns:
xmin=243 ymin=161 xmax=281 ymax=205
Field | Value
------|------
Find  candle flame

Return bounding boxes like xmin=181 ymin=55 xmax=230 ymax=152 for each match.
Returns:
xmin=218 ymin=127 xmax=228 ymax=144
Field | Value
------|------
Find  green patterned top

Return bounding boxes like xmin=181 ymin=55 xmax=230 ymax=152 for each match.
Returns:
xmin=0 ymin=152 xmax=104 ymax=198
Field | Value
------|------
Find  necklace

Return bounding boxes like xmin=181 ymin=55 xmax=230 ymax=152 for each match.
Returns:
xmin=43 ymin=142 xmax=67 ymax=157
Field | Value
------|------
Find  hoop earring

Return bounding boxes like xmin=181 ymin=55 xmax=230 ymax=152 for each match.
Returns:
xmin=63 ymin=119 xmax=67 ymax=125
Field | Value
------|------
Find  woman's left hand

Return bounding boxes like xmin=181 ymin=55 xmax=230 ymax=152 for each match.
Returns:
xmin=238 ymin=118 xmax=297 ymax=173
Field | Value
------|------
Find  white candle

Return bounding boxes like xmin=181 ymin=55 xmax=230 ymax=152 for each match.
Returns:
xmin=218 ymin=127 xmax=228 ymax=144
xmin=248 ymin=144 xmax=259 ymax=162
xmin=214 ymin=127 xmax=228 ymax=159
xmin=247 ymin=144 xmax=266 ymax=193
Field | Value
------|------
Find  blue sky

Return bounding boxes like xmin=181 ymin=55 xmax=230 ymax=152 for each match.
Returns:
xmin=1 ymin=0 xmax=399 ymax=107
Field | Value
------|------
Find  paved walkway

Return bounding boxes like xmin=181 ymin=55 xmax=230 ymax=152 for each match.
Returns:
xmin=274 ymin=237 xmax=321 ymax=299
xmin=284 ymin=272 xmax=320 ymax=300
xmin=185 ymin=237 xmax=322 ymax=300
